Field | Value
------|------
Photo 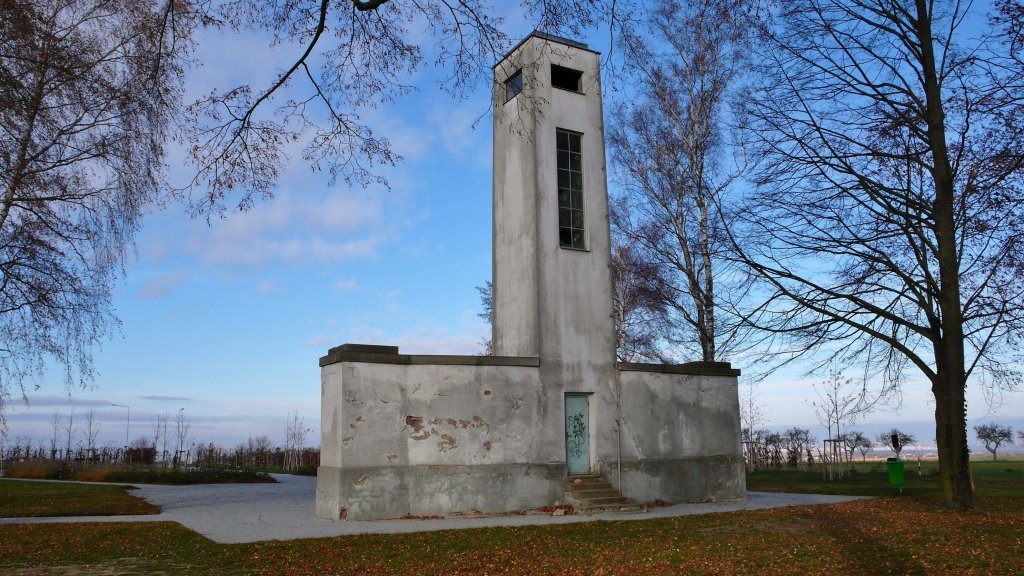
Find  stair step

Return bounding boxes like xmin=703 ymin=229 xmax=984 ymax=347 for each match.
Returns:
xmin=565 ymin=483 xmax=610 ymax=494
xmin=584 ymin=496 xmax=631 ymax=506
xmin=564 ymin=479 xmax=612 ymax=489
xmin=561 ymin=473 xmax=646 ymax=515
xmin=572 ymin=489 xmax=620 ymax=499
xmin=577 ymin=503 xmax=646 ymax=515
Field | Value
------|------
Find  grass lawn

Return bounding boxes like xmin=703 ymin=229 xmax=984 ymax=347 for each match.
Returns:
xmin=747 ymin=457 xmax=1024 ymax=498
xmin=0 ymin=480 xmax=158 ymax=517
xmin=1 ymin=460 xmax=1021 ymax=575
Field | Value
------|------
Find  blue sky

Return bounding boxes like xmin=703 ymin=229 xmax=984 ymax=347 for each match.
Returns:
xmin=3 ymin=11 xmax=1022 ymax=455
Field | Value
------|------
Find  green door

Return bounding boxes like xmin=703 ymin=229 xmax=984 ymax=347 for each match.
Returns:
xmin=565 ymin=394 xmax=590 ymax=475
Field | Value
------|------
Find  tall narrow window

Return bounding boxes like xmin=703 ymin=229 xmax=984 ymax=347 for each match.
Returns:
xmin=557 ymin=129 xmax=585 ymax=249
xmin=504 ymin=69 xmax=523 ymax=102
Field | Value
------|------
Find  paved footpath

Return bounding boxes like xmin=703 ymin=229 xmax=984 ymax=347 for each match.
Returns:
xmin=1 ymin=474 xmax=869 ymax=544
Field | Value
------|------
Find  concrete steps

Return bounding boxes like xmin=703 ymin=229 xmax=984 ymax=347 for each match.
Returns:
xmin=562 ymin=474 xmax=646 ymax=515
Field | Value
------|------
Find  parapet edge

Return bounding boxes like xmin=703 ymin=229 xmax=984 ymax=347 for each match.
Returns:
xmin=320 ymin=344 xmax=539 ymax=368
xmin=617 ymin=361 xmax=741 ymax=377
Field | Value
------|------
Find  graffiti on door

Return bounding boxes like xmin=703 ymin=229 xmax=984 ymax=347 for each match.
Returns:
xmin=567 ymin=413 xmax=587 ymax=459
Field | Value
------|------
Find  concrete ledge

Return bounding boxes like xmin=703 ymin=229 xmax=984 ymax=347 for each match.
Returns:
xmin=328 ymin=343 xmax=399 ymax=355
xmin=617 ymin=361 xmax=741 ymax=377
xmin=320 ymin=343 xmax=540 ymax=368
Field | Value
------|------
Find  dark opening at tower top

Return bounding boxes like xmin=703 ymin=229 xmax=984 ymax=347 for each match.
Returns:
xmin=551 ymin=64 xmax=582 ymax=92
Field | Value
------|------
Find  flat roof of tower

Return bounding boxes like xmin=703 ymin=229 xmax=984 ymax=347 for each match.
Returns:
xmin=493 ymin=30 xmax=600 ymax=68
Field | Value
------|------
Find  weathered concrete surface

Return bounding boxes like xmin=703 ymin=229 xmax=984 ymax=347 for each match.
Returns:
xmin=318 ymin=359 xmax=564 ymax=520
xmin=317 ymin=353 xmax=744 ymax=519
xmin=317 ymin=464 xmax=565 ymax=520
xmin=614 ymin=370 xmax=745 ymax=502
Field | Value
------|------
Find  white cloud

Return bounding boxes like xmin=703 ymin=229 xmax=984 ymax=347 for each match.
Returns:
xmin=137 ymin=270 xmax=189 ymax=300
xmin=429 ymin=104 xmax=487 ymax=160
xmin=333 ymin=278 xmax=359 ymax=291
xmin=257 ymin=280 xmax=280 ymax=294
xmin=183 ymin=186 xmax=388 ymax=268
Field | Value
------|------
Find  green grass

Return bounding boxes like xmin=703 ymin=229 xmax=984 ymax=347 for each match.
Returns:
xmin=747 ymin=457 xmax=1024 ymax=498
xmin=0 ymin=479 xmax=158 ymax=517
xmin=1 ymin=460 xmax=1021 ymax=575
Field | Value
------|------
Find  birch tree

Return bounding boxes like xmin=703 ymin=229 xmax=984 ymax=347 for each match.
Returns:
xmin=609 ymin=0 xmax=754 ymax=362
xmin=0 ymin=0 xmax=190 ymax=428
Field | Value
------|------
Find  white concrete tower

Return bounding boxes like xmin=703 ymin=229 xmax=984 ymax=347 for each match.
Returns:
xmin=492 ymin=32 xmax=615 ymax=367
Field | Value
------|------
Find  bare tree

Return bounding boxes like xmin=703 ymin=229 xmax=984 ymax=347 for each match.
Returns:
xmin=609 ymin=0 xmax=754 ymax=363
xmin=783 ymin=427 xmax=815 ymax=469
xmin=176 ymin=0 xmax=616 ymax=215
xmin=174 ymin=410 xmax=190 ymax=469
xmin=846 ymin=431 xmax=873 ymax=462
xmin=284 ymin=410 xmax=310 ymax=471
xmin=247 ymin=434 xmax=273 ymax=468
xmin=0 ymin=0 xmax=188 ymax=428
xmin=731 ymin=0 xmax=1024 ymax=510
xmin=974 ymin=423 xmax=1014 ymax=461
xmin=610 ymin=240 xmax=671 ymax=363
xmin=48 ymin=411 xmax=61 ymax=459
xmin=476 ymin=281 xmax=493 ymax=356
xmin=812 ymin=369 xmax=885 ymax=478
xmin=739 ymin=378 xmax=768 ymax=444
xmin=83 ymin=408 xmax=100 ymax=461
xmin=812 ymin=370 xmax=885 ymax=444
xmin=62 ymin=409 xmax=75 ymax=460
xmin=152 ymin=412 xmax=169 ymax=466
xmin=876 ymin=429 xmax=916 ymax=459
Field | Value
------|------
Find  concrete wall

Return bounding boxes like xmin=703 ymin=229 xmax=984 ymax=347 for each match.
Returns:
xmin=612 ymin=364 xmax=746 ymax=503
xmin=317 ymin=347 xmax=566 ymax=521
xmin=317 ymin=346 xmax=744 ymax=520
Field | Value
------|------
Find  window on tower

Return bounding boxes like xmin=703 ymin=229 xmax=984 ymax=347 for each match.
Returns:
xmin=556 ymin=129 xmax=585 ymax=250
xmin=504 ymin=69 xmax=523 ymax=102
xmin=551 ymin=65 xmax=582 ymax=92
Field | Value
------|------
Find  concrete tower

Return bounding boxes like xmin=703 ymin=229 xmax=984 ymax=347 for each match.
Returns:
xmin=492 ymin=32 xmax=618 ymax=478
xmin=492 ymin=32 xmax=616 ymax=366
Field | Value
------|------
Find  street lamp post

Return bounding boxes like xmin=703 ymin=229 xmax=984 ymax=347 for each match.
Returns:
xmin=110 ymin=403 xmax=130 ymax=462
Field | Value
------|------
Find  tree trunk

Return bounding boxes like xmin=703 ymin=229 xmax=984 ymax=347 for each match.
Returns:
xmin=915 ymin=0 xmax=975 ymax=511
xmin=932 ymin=369 xmax=974 ymax=509
xmin=1 ymin=61 xmax=47 ymax=232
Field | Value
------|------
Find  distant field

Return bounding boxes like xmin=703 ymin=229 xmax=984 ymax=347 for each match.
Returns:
xmin=1 ymin=462 xmax=1021 ymax=575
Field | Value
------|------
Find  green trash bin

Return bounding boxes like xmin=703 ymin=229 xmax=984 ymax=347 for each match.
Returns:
xmin=886 ymin=457 xmax=905 ymax=487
